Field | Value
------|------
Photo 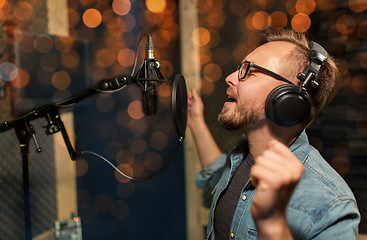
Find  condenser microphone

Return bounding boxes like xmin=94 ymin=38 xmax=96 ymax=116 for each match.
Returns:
xmin=133 ymin=35 xmax=166 ymax=116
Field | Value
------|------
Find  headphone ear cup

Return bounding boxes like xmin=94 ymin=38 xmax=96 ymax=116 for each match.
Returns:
xmin=265 ymin=84 xmax=311 ymax=127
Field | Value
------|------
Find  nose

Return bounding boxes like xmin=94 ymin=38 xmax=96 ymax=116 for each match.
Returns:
xmin=225 ymin=71 xmax=238 ymax=87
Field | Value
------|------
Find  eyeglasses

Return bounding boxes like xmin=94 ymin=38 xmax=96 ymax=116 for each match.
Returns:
xmin=237 ymin=61 xmax=294 ymax=85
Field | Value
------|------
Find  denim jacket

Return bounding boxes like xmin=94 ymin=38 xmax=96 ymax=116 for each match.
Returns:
xmin=196 ymin=131 xmax=360 ymax=240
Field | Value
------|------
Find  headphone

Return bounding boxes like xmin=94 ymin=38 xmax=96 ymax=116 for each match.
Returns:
xmin=265 ymin=41 xmax=328 ymax=127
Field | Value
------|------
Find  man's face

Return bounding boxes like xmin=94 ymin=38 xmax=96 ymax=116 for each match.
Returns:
xmin=218 ymin=41 xmax=296 ymax=130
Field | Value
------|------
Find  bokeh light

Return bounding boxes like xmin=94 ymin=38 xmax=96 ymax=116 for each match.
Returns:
xmin=350 ymin=75 xmax=367 ymax=94
xmin=146 ymin=0 xmax=166 ymax=13
xmin=144 ymin=152 xmax=163 ymax=171
xmin=291 ymin=13 xmax=311 ymax=32
xmin=149 ymin=131 xmax=168 ymax=150
xmin=83 ymin=8 xmax=102 ymax=28
xmin=269 ymin=11 xmax=288 ymax=29
xmin=13 ymin=1 xmax=33 ymax=21
xmin=61 ymin=50 xmax=80 ymax=69
xmin=34 ymin=34 xmax=53 ymax=53
xmin=192 ymin=27 xmax=211 ymax=47
xmin=115 ymin=163 xmax=134 ymax=182
xmin=348 ymin=0 xmax=367 ymax=12
xmin=10 ymin=68 xmax=29 ymax=88
xmin=336 ymin=15 xmax=356 ymax=35
xmin=117 ymin=48 xmax=135 ymax=67
xmin=0 ymin=62 xmax=18 ymax=81
xmin=112 ymin=0 xmax=131 ymax=16
xmin=295 ymin=0 xmax=316 ymax=15
xmin=51 ymin=71 xmax=71 ymax=90
xmin=252 ymin=11 xmax=269 ymax=30
xmin=127 ymin=100 xmax=144 ymax=119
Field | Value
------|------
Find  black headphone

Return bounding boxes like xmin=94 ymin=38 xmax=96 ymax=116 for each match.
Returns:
xmin=265 ymin=41 xmax=328 ymax=127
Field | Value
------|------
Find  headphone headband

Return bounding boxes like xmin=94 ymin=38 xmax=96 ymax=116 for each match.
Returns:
xmin=297 ymin=41 xmax=328 ymax=90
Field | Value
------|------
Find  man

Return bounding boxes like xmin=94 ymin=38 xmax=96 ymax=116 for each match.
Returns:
xmin=187 ymin=29 xmax=360 ymax=239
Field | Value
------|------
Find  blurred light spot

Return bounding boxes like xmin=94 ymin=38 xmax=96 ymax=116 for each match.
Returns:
xmin=351 ymin=75 xmax=366 ymax=94
xmin=192 ymin=27 xmax=211 ymax=47
xmin=0 ymin=0 xmax=6 ymax=8
xmin=158 ymin=82 xmax=172 ymax=98
xmin=116 ymin=149 xmax=135 ymax=165
xmin=19 ymin=34 xmax=34 ymax=53
xmin=32 ymin=18 xmax=48 ymax=33
xmin=11 ymin=68 xmax=29 ymax=88
xmin=127 ymin=100 xmax=144 ymax=119
xmin=94 ymin=194 xmax=112 ymax=213
xmin=146 ymin=0 xmax=166 ymax=13
xmin=245 ymin=12 xmax=256 ymax=30
xmin=34 ymin=34 xmax=53 ymax=53
xmin=207 ymin=11 xmax=225 ymax=29
xmin=0 ymin=62 xmax=18 ymax=81
xmin=356 ymin=116 xmax=367 ymax=135
xmin=129 ymin=137 xmax=147 ymax=154
xmin=252 ymin=11 xmax=269 ymax=30
xmin=96 ymin=48 xmax=115 ymax=67
xmin=199 ymin=47 xmax=212 ymax=65
xmin=269 ymin=11 xmax=288 ymax=29
xmin=68 ymin=8 xmax=81 ymax=27
xmin=331 ymin=156 xmax=350 ymax=176
xmin=96 ymin=94 xmax=115 ymax=113
xmin=115 ymin=163 xmax=134 ymax=182
xmin=75 ymin=158 xmax=89 ymax=177
xmin=203 ymin=63 xmax=222 ymax=82
xmin=118 ymin=14 xmax=136 ymax=32
xmin=128 ymin=119 xmax=148 ymax=135
xmin=88 ymin=62 xmax=107 ymax=83
xmin=291 ymin=13 xmax=311 ymax=32
xmin=201 ymin=80 xmax=214 ymax=95
xmin=83 ymin=8 xmax=102 ymax=28
xmin=40 ymin=53 xmax=59 ymax=72
xmin=14 ymin=1 xmax=33 ymax=21
xmin=295 ymin=0 xmax=316 ymax=14
xmin=117 ymin=48 xmax=135 ymax=67
xmin=61 ymin=50 xmax=80 ymax=69
xmin=111 ymin=200 xmax=130 ymax=219
xmin=154 ymin=29 xmax=173 ymax=48
xmin=144 ymin=152 xmax=163 ymax=171
xmin=149 ymin=131 xmax=168 ymax=150
xmin=52 ymin=71 xmax=71 ymax=90
xmin=112 ymin=0 xmax=131 ymax=16
xmin=348 ymin=0 xmax=367 ymax=12
xmin=54 ymin=37 xmax=74 ymax=52
xmin=116 ymin=182 xmax=135 ymax=198
xmin=336 ymin=15 xmax=356 ymax=35
xmin=229 ymin=0 xmax=249 ymax=16
xmin=357 ymin=20 xmax=367 ymax=40
xmin=316 ymin=0 xmax=337 ymax=12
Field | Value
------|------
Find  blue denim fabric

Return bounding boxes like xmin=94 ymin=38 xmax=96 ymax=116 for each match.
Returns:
xmin=196 ymin=131 xmax=360 ymax=240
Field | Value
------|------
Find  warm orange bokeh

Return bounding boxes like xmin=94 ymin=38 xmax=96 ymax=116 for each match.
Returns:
xmin=83 ymin=8 xmax=102 ymax=28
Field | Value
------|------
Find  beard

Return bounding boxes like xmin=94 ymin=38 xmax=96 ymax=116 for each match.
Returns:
xmin=218 ymin=100 xmax=264 ymax=130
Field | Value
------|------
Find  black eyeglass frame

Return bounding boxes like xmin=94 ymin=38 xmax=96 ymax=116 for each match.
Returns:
xmin=237 ymin=61 xmax=294 ymax=85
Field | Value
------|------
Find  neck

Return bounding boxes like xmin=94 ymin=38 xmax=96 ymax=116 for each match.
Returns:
xmin=244 ymin=120 xmax=302 ymax=159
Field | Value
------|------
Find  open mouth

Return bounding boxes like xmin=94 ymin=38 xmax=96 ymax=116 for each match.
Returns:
xmin=227 ymin=97 xmax=236 ymax=102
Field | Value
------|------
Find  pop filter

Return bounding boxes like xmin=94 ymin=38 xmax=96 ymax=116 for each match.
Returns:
xmin=171 ymin=74 xmax=187 ymax=141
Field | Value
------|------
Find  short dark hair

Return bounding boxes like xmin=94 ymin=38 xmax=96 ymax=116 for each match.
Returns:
xmin=264 ymin=29 xmax=341 ymax=126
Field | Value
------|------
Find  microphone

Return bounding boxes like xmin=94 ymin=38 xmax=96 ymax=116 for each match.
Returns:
xmin=133 ymin=35 xmax=166 ymax=116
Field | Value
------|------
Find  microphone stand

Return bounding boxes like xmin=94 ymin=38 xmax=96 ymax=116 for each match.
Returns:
xmin=0 ymin=75 xmax=132 ymax=240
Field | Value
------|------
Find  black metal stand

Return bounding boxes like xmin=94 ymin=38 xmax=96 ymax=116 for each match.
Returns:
xmin=0 ymin=75 xmax=132 ymax=239
xmin=14 ymin=121 xmax=33 ymax=240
